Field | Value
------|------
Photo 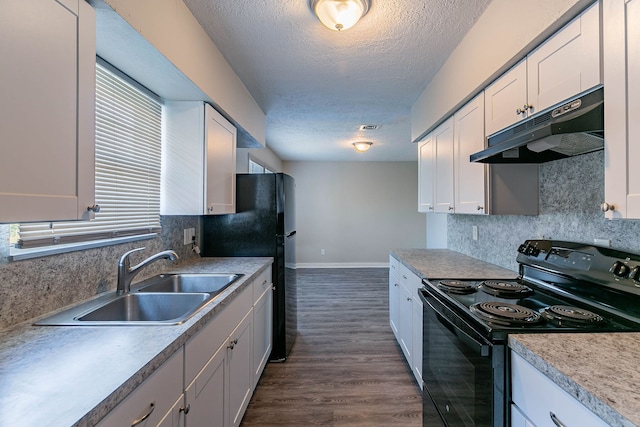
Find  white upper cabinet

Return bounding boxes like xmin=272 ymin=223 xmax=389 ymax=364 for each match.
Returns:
xmin=454 ymin=93 xmax=486 ymax=214
xmin=484 ymin=2 xmax=601 ymax=137
xmin=418 ymin=135 xmax=435 ymax=213
xmin=162 ymin=102 xmax=237 ymax=215
xmin=433 ymin=118 xmax=455 ymax=213
xmin=484 ymin=60 xmax=528 ymax=137
xmin=602 ymin=0 xmax=640 ymax=219
xmin=0 ymin=0 xmax=96 ymax=223
xmin=527 ymin=2 xmax=601 ymax=114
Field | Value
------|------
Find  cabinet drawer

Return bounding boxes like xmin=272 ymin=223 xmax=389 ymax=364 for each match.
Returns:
xmin=398 ymin=263 xmax=422 ymax=299
xmin=185 ymin=284 xmax=252 ymax=385
xmin=511 ymin=352 xmax=609 ymax=427
xmin=97 ymin=350 xmax=184 ymax=427
xmin=252 ymin=266 xmax=273 ymax=303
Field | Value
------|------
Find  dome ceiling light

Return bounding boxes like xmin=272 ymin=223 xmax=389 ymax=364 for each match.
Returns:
xmin=310 ymin=0 xmax=371 ymax=32
xmin=353 ymin=141 xmax=373 ymax=152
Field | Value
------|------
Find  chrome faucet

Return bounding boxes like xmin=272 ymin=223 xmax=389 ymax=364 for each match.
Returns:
xmin=116 ymin=247 xmax=179 ymax=295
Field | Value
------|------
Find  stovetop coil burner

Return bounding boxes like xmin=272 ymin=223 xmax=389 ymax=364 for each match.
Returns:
xmin=470 ymin=301 xmax=543 ymax=326
xmin=437 ymin=280 xmax=477 ymax=295
xmin=541 ymin=305 xmax=606 ymax=327
xmin=478 ymin=280 xmax=534 ymax=298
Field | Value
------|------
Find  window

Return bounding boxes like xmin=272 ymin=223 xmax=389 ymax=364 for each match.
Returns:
xmin=249 ymin=157 xmax=274 ymax=174
xmin=14 ymin=61 xmax=162 ymax=250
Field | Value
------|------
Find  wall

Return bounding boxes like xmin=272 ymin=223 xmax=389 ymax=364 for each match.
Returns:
xmin=411 ymin=0 xmax=594 ymax=142
xmin=448 ymin=151 xmax=640 ymax=272
xmin=0 ymin=216 xmax=200 ymax=330
xmin=92 ymin=0 xmax=266 ymax=148
xmin=283 ymin=161 xmax=426 ymax=267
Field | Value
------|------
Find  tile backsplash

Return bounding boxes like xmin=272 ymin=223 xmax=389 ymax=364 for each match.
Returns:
xmin=448 ymin=151 xmax=640 ymax=271
xmin=0 ymin=216 xmax=201 ymax=330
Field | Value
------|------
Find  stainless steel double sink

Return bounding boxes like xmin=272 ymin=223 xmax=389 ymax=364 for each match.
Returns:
xmin=35 ymin=273 xmax=243 ymax=326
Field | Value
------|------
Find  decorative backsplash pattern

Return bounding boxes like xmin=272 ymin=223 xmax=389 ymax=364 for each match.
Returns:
xmin=0 ymin=216 xmax=201 ymax=330
xmin=448 ymin=151 xmax=640 ymax=271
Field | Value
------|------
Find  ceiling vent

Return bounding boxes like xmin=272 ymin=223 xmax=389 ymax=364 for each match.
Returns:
xmin=359 ymin=124 xmax=379 ymax=130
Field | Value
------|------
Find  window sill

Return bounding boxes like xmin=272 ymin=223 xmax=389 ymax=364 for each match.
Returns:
xmin=9 ymin=233 xmax=158 ymax=261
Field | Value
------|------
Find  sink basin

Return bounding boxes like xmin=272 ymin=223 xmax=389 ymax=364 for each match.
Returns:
xmin=136 ymin=273 xmax=242 ymax=295
xmin=76 ymin=293 xmax=211 ymax=324
xmin=34 ymin=273 xmax=243 ymax=326
xmin=35 ymin=292 xmax=213 ymax=326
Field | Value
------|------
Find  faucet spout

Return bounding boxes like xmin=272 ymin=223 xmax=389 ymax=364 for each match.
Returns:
xmin=116 ymin=248 xmax=179 ymax=295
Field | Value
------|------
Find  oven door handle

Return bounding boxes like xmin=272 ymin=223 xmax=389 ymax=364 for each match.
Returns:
xmin=423 ymin=294 xmax=491 ymax=357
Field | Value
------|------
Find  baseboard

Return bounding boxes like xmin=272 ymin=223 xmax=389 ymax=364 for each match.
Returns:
xmin=294 ymin=262 xmax=389 ymax=269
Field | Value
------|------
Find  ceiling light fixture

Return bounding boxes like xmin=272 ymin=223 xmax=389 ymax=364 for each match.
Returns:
xmin=353 ymin=141 xmax=373 ymax=152
xmin=310 ymin=0 xmax=370 ymax=32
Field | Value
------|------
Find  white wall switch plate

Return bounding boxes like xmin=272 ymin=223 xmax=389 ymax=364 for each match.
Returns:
xmin=472 ymin=225 xmax=478 ymax=241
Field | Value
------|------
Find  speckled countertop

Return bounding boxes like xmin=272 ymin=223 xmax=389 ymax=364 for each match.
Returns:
xmin=510 ymin=334 xmax=640 ymax=427
xmin=0 ymin=257 xmax=272 ymax=427
xmin=390 ymin=248 xmax=517 ymax=280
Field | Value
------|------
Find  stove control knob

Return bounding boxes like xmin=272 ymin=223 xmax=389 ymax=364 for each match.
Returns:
xmin=610 ymin=261 xmax=630 ymax=277
xmin=517 ymin=244 xmax=527 ymax=253
xmin=630 ymin=266 xmax=640 ymax=282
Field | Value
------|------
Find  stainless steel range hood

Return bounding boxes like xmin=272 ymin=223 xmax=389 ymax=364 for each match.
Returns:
xmin=470 ymin=87 xmax=604 ymax=163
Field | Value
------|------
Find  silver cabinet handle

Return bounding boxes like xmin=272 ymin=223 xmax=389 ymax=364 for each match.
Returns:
xmin=407 ymin=297 xmax=412 ymax=301
xmin=87 ymin=204 xmax=101 ymax=213
xmin=448 ymin=206 xmax=454 ymax=211
xmin=179 ymin=404 xmax=190 ymax=414
xmin=131 ymin=401 xmax=155 ymax=426
xmin=477 ymin=205 xmax=484 ymax=211
xmin=228 ymin=338 xmax=239 ymax=350
xmin=207 ymin=206 xmax=213 ymax=213
xmin=601 ymin=202 xmax=615 ymax=212
xmin=550 ymin=412 xmax=567 ymax=427
xmin=516 ymin=104 xmax=532 ymax=115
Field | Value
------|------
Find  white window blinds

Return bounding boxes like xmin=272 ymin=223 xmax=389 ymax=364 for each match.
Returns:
xmin=16 ymin=63 xmax=162 ymax=249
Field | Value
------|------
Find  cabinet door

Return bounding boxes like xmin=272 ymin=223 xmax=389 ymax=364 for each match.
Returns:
xmin=205 ymin=105 xmax=237 ymax=215
xmin=252 ymin=284 xmax=273 ymax=388
xmin=433 ymin=118 xmax=455 ymax=213
xmin=454 ymin=93 xmax=486 ymax=215
xmin=397 ymin=283 xmax=413 ymax=363
xmin=411 ymin=294 xmax=423 ymax=389
xmin=229 ymin=309 xmax=254 ymax=427
xmin=527 ymin=2 xmax=601 ymax=114
xmin=603 ymin=0 xmax=640 ymax=219
xmin=0 ymin=0 xmax=95 ymax=222
xmin=484 ymin=60 xmax=528 ymax=137
xmin=389 ymin=258 xmax=400 ymax=339
xmin=418 ymin=136 xmax=435 ymax=212
xmin=186 ymin=340 xmax=228 ymax=427
xmin=157 ymin=395 xmax=186 ymax=427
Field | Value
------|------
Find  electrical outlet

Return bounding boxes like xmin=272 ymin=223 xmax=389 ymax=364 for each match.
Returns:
xmin=321 ymin=249 xmax=325 ymax=255
xmin=184 ymin=228 xmax=196 ymax=245
xmin=472 ymin=226 xmax=478 ymax=241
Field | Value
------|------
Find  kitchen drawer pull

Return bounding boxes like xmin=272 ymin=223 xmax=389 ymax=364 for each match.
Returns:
xmin=180 ymin=404 xmax=191 ymax=415
xmin=549 ymin=412 xmax=567 ymax=427
xmin=131 ymin=401 xmax=155 ymax=426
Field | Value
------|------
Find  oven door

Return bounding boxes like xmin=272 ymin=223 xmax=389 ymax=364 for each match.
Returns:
xmin=419 ymin=286 xmax=504 ymax=427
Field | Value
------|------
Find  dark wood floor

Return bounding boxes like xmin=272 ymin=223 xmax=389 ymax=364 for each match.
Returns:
xmin=240 ymin=268 xmax=422 ymax=426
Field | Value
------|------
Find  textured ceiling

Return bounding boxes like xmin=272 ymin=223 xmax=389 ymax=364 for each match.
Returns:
xmin=182 ymin=0 xmax=492 ymax=161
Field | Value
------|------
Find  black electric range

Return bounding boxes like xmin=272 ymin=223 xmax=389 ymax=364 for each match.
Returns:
xmin=418 ymin=240 xmax=640 ymax=427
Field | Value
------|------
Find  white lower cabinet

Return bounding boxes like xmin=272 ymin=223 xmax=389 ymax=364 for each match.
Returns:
xmin=510 ymin=352 xmax=609 ymax=427
xmin=97 ymin=350 xmax=185 ymax=427
xmin=389 ymin=256 xmax=423 ymax=389
xmin=389 ymin=257 xmax=400 ymax=339
xmin=100 ymin=265 xmax=273 ymax=427
xmin=229 ymin=311 xmax=254 ymax=427
xmin=252 ymin=270 xmax=273 ymax=388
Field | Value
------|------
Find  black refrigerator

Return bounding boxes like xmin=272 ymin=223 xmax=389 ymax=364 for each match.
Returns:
xmin=201 ymin=173 xmax=297 ymax=361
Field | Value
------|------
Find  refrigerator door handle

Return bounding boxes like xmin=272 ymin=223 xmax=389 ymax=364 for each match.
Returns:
xmin=278 ymin=231 xmax=297 ymax=238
